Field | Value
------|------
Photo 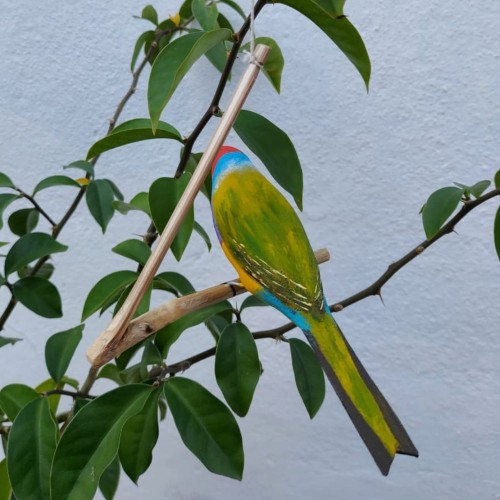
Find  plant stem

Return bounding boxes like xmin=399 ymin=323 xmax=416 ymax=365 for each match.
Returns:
xmin=14 ymin=188 xmax=57 ymax=227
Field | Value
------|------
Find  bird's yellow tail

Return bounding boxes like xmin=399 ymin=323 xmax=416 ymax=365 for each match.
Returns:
xmin=304 ymin=311 xmax=418 ymax=475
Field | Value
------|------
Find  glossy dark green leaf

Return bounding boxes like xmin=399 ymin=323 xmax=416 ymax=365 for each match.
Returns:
xmin=112 ymin=239 xmax=151 ymax=266
xmin=470 ymin=180 xmax=491 ymax=199
xmin=8 ymin=208 xmax=39 ymax=236
xmin=0 ymin=336 xmax=21 ymax=348
xmin=149 ymin=174 xmax=194 ymax=260
xmin=155 ymin=301 xmax=232 ymax=357
xmin=153 ymin=271 xmax=195 ymax=296
xmin=7 ymin=398 xmax=57 ymax=500
xmin=35 ymin=378 xmax=61 ymax=415
xmin=13 ymin=277 xmax=62 ymax=318
xmin=141 ymin=340 xmax=163 ymax=365
xmin=63 ymin=160 xmax=95 ymax=177
xmin=275 ymin=0 xmax=370 ymax=88
xmin=51 ymin=385 xmax=152 ymax=500
xmin=113 ymin=191 xmax=151 ymax=216
xmin=184 ymin=151 xmax=211 ymax=198
xmin=205 ymin=41 xmax=230 ymax=76
xmin=422 ymin=186 xmax=464 ymax=239
xmin=82 ymin=270 xmax=138 ymax=321
xmin=45 ymin=324 xmax=84 ymax=383
xmin=206 ymin=313 xmax=230 ymax=339
xmin=164 ymin=377 xmax=244 ymax=479
xmin=141 ymin=4 xmax=158 ymax=25
xmin=103 ymin=178 xmax=124 ymax=201
xmin=33 ymin=175 xmax=81 ymax=195
xmin=215 ymin=323 xmax=260 ymax=416
xmin=241 ymin=37 xmax=284 ymax=93
xmin=119 ymin=388 xmax=161 ymax=483
xmin=99 ymin=454 xmax=121 ymax=500
xmin=87 ymin=119 xmax=183 ymax=159
xmin=0 ymin=384 xmax=39 ymax=421
xmin=234 ymin=109 xmax=303 ymax=209
xmin=192 ymin=0 xmax=219 ymax=30
xmin=112 ymin=283 xmax=151 ymax=318
xmin=494 ymin=206 xmax=500 ymax=262
xmin=217 ymin=12 xmax=234 ymax=31
xmin=0 ymin=172 xmax=15 ymax=189
xmin=179 ymin=0 xmax=193 ymax=19
xmin=86 ymin=179 xmax=115 ymax=232
xmin=148 ymin=29 xmax=232 ymax=130
xmin=18 ymin=262 xmax=55 ymax=280
xmin=495 ymin=170 xmax=500 ymax=189
xmin=194 ymin=220 xmax=212 ymax=251
xmin=289 ymin=338 xmax=325 ymax=418
xmin=240 ymin=295 xmax=268 ymax=311
xmin=131 ymin=31 xmax=155 ymax=71
xmin=0 ymin=458 xmax=11 ymax=500
xmin=0 ymin=193 xmax=19 ymax=230
xmin=97 ymin=364 xmax=123 ymax=386
xmin=218 ymin=0 xmax=245 ymax=18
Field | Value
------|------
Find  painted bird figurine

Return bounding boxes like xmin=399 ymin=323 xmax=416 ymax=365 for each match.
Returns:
xmin=211 ymin=146 xmax=418 ymax=475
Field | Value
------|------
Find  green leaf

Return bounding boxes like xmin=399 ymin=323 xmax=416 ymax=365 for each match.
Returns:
xmin=112 ymin=283 xmax=151 ymax=318
xmin=495 ymin=170 xmax=500 ymax=189
xmin=8 ymin=208 xmax=39 ymax=236
xmin=422 ymin=186 xmax=464 ymax=239
xmin=205 ymin=41 xmax=231 ymax=76
xmin=218 ymin=0 xmax=245 ymax=18
xmin=97 ymin=364 xmax=123 ymax=386
xmin=184 ymin=151 xmax=211 ymax=198
xmin=141 ymin=4 xmax=158 ymax=25
xmin=87 ymin=119 xmax=183 ymax=159
xmin=141 ymin=340 xmax=163 ymax=365
xmin=275 ymin=0 xmax=370 ymax=88
xmin=33 ymin=175 xmax=81 ymax=195
xmin=4 ymin=232 xmax=67 ymax=276
xmin=7 ymin=398 xmax=58 ymax=500
xmin=0 ymin=193 xmax=19 ymax=230
xmin=13 ymin=277 xmax=63 ymax=318
xmin=82 ymin=270 xmax=138 ymax=321
xmin=240 ymin=295 xmax=268 ymax=311
xmin=119 ymin=388 xmax=161 ymax=483
xmin=494 ymin=206 xmax=500 ymax=262
xmin=241 ymin=37 xmax=284 ymax=93
xmin=99 ymin=454 xmax=121 ymax=500
xmin=164 ymin=377 xmax=244 ymax=480
xmin=194 ymin=220 xmax=212 ymax=251
xmin=234 ymin=109 xmax=303 ymax=210
xmin=63 ymin=160 xmax=95 ymax=177
xmin=0 ymin=458 xmax=12 ymax=500
xmin=215 ymin=323 xmax=260 ymax=416
xmin=179 ymin=0 xmax=194 ymax=19
xmin=86 ymin=179 xmax=115 ymax=232
xmin=0 ymin=172 xmax=15 ymax=189
xmin=149 ymin=174 xmax=194 ymax=261
xmin=470 ymin=180 xmax=491 ymax=199
xmin=289 ymin=338 xmax=325 ymax=418
xmin=217 ymin=12 xmax=234 ymax=31
xmin=192 ymin=0 xmax=219 ymax=31
xmin=51 ymin=385 xmax=152 ymax=500
xmin=45 ymin=325 xmax=84 ymax=383
xmin=131 ymin=31 xmax=155 ymax=72
xmin=112 ymin=239 xmax=151 ymax=266
xmin=148 ymin=29 xmax=232 ymax=130
xmin=153 ymin=271 xmax=195 ymax=296
xmin=0 ymin=384 xmax=39 ymax=422
xmin=35 ymin=378 xmax=61 ymax=415
xmin=103 ymin=178 xmax=124 ymax=201
xmin=155 ymin=301 xmax=232 ymax=357
xmin=0 ymin=336 xmax=21 ymax=348
xmin=18 ymin=261 xmax=55 ymax=280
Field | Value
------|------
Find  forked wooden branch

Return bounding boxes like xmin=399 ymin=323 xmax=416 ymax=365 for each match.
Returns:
xmin=87 ymin=44 xmax=271 ymax=367
xmin=87 ymin=248 xmax=330 ymax=367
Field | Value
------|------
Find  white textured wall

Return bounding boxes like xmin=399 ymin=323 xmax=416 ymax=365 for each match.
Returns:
xmin=1 ymin=1 xmax=500 ymax=498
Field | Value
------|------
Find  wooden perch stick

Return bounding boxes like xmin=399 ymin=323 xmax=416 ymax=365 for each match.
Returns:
xmin=87 ymin=248 xmax=330 ymax=367
xmin=88 ymin=44 xmax=271 ymax=366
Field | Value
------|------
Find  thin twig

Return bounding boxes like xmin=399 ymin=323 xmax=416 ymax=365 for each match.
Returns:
xmin=42 ymin=389 xmax=96 ymax=400
xmin=14 ymin=188 xmax=57 ymax=227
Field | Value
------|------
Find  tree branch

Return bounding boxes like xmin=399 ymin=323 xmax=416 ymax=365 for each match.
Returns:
xmin=42 ymin=389 xmax=96 ymax=400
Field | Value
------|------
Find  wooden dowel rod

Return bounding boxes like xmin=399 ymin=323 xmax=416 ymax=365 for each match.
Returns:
xmin=89 ymin=44 xmax=271 ymax=366
xmin=87 ymin=247 xmax=330 ymax=367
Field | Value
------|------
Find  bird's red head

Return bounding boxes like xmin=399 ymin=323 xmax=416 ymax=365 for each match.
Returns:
xmin=211 ymin=146 xmax=241 ymax=175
